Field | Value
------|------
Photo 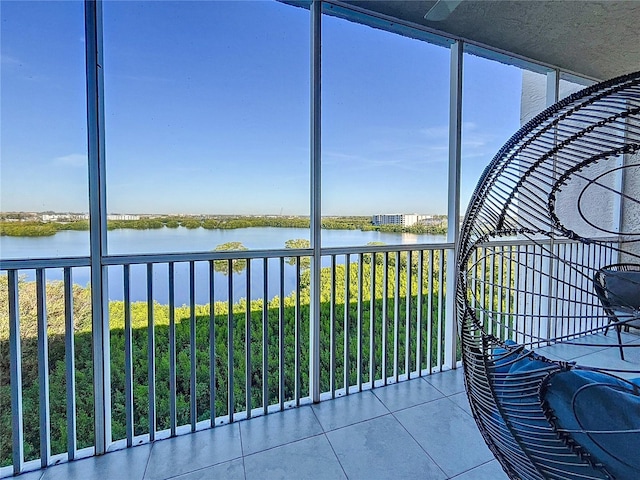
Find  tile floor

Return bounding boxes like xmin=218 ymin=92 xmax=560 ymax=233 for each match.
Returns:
xmin=12 ymin=368 xmax=507 ymax=480
xmin=13 ymin=331 xmax=638 ymax=480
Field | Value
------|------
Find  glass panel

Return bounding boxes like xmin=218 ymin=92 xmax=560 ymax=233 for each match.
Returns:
xmin=0 ymin=1 xmax=88 ymax=259
xmin=103 ymin=0 xmax=310 ymax=255
xmin=461 ymin=53 xmax=549 ymax=215
xmin=322 ymin=13 xmax=450 ymax=247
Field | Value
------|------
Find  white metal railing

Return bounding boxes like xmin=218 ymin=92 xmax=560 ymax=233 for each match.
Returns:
xmin=0 ymin=243 xmax=452 ymax=476
xmin=1 ymin=237 xmax=620 ymax=475
xmin=466 ymin=237 xmax=618 ymax=349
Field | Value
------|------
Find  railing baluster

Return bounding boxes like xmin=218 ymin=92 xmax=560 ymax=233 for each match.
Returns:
xmin=124 ymin=265 xmax=134 ymax=446
xmin=405 ymin=251 xmax=412 ymax=378
xmin=416 ymin=251 xmax=423 ymax=376
xmin=580 ymin=243 xmax=587 ymax=333
xmin=246 ymin=260 xmax=252 ymax=417
xmin=514 ymin=245 xmax=522 ymax=344
xmin=481 ymin=248 xmax=487 ymax=336
xmin=560 ymin=242 xmax=568 ymax=339
xmin=262 ymin=258 xmax=268 ymax=414
xmin=427 ymin=250 xmax=434 ymax=374
xmin=560 ymin=243 xmax=567 ymax=339
xmin=394 ymin=252 xmax=400 ymax=382
xmin=497 ymin=247 xmax=504 ymax=341
xmin=369 ymin=252 xmax=376 ymax=386
xmin=209 ymin=261 xmax=216 ymax=426
xmin=570 ymin=242 xmax=577 ymax=336
xmin=382 ymin=252 xmax=389 ymax=385
xmin=357 ymin=253 xmax=363 ymax=391
xmin=330 ymin=255 xmax=336 ymax=398
xmin=506 ymin=246 xmax=513 ymax=340
xmin=344 ymin=254 xmax=351 ymax=392
xmin=295 ymin=259 xmax=301 ymax=405
xmin=228 ymin=259 xmax=234 ymax=422
xmin=489 ymin=246 xmax=495 ymax=336
xmin=437 ymin=251 xmax=444 ymax=371
xmin=538 ymin=245 xmax=545 ymax=343
xmin=589 ymin=245 xmax=596 ymax=325
xmin=524 ymin=244 xmax=532 ymax=347
xmin=190 ymin=261 xmax=197 ymax=431
xmin=8 ymin=270 xmax=24 ymax=474
xmin=147 ymin=263 xmax=156 ymax=441
xmin=36 ymin=269 xmax=50 ymax=467
xmin=168 ymin=263 xmax=177 ymax=436
xmin=64 ymin=267 xmax=77 ymax=460
xmin=279 ymin=257 xmax=285 ymax=410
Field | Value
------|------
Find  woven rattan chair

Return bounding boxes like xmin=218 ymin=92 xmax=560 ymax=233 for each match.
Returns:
xmin=456 ymin=71 xmax=640 ymax=479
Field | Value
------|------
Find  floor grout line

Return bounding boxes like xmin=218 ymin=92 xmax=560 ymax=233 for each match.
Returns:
xmin=241 ymin=432 xmax=326 ymax=460
xmin=141 ymin=442 xmax=154 ymax=480
xmin=446 ymin=458 xmax=502 ymax=479
xmin=238 ymin=422 xmax=247 ymax=480
xmin=322 ymin=432 xmax=350 ymax=480
xmin=389 ymin=402 xmax=452 ymax=480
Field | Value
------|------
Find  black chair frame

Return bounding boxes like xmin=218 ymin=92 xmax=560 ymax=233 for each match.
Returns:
xmin=593 ymin=263 xmax=640 ymax=360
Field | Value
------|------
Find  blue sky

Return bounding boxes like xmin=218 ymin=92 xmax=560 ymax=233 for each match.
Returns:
xmin=1 ymin=0 xmax=524 ymax=217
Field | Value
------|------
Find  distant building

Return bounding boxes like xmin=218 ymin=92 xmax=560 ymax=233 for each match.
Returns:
xmin=107 ymin=214 xmax=140 ymax=221
xmin=372 ymin=214 xmax=432 ymax=227
xmin=41 ymin=213 xmax=89 ymax=222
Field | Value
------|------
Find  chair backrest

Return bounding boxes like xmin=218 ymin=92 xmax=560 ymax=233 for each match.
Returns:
xmin=594 ymin=264 xmax=640 ymax=312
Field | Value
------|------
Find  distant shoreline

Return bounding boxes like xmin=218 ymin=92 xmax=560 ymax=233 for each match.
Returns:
xmin=0 ymin=215 xmax=447 ymax=238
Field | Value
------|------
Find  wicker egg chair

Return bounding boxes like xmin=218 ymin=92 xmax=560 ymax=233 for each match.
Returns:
xmin=456 ymin=71 xmax=640 ymax=480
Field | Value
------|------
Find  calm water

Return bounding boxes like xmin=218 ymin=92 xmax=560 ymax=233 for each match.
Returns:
xmin=1 ymin=227 xmax=446 ymax=304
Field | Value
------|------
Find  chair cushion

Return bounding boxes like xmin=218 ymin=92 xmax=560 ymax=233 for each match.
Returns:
xmin=490 ymin=339 xmax=527 ymax=374
xmin=542 ymin=370 xmax=640 ymax=479
xmin=494 ymin=355 xmax=607 ymax=476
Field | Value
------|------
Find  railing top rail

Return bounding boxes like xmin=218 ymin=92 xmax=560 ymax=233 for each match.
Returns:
xmin=320 ymin=243 xmax=454 ymax=256
xmin=474 ymin=235 xmax=620 ymax=248
xmin=3 ymin=237 xmax=615 ymax=271
xmin=0 ymin=257 xmax=91 ymax=270
xmin=1 ymin=243 xmax=456 ymax=271
xmin=102 ymin=248 xmax=298 ymax=265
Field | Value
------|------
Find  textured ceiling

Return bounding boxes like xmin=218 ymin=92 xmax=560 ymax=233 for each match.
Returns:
xmin=341 ymin=0 xmax=640 ymax=80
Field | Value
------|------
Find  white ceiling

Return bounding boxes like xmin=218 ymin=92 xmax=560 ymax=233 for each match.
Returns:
xmin=341 ymin=0 xmax=640 ymax=80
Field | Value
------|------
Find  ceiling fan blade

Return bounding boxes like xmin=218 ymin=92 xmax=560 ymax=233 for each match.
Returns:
xmin=424 ymin=0 xmax=463 ymax=21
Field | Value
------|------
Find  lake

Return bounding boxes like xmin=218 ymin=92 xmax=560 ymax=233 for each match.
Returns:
xmin=1 ymin=227 xmax=446 ymax=304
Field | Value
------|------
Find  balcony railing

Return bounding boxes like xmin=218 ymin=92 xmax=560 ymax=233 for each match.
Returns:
xmin=0 ymin=238 xmax=616 ymax=476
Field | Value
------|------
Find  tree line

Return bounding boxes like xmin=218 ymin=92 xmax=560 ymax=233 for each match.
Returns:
xmin=0 ymin=215 xmax=447 ymax=237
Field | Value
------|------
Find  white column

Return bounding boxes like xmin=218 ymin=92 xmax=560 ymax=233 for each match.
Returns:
xmin=85 ymin=0 xmax=111 ymax=454
xmin=309 ymin=0 xmax=322 ymax=403
xmin=445 ymin=40 xmax=463 ymax=368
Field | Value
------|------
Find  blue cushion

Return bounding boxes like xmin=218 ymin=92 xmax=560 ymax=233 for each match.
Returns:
xmin=543 ymin=370 xmax=640 ymax=479
xmin=494 ymin=356 xmax=603 ymax=476
xmin=491 ymin=340 xmax=529 ymax=375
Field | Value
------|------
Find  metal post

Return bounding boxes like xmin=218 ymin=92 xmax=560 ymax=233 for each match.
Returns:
xmin=85 ymin=0 xmax=111 ymax=454
xmin=309 ymin=0 xmax=322 ymax=403
xmin=8 ymin=271 xmax=24 ymax=474
xmin=445 ymin=40 xmax=463 ymax=369
xmin=545 ymin=69 xmax=559 ymax=107
xmin=544 ymin=69 xmax=559 ymax=341
xmin=36 ymin=270 xmax=51 ymax=467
